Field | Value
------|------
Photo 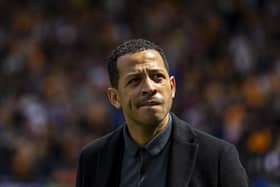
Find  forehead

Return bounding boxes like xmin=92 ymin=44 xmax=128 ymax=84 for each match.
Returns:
xmin=116 ymin=49 xmax=167 ymax=74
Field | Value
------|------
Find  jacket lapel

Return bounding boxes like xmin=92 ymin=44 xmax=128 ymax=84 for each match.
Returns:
xmin=167 ymin=113 xmax=199 ymax=187
xmin=97 ymin=128 xmax=124 ymax=187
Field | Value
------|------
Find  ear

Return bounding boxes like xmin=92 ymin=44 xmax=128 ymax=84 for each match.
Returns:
xmin=170 ymin=76 xmax=176 ymax=98
xmin=107 ymin=87 xmax=121 ymax=109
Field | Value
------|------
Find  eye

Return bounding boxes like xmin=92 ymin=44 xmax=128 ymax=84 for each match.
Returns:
xmin=152 ymin=73 xmax=165 ymax=82
xmin=127 ymin=77 xmax=141 ymax=86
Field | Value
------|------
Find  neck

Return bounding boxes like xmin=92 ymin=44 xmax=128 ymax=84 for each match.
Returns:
xmin=126 ymin=114 xmax=170 ymax=145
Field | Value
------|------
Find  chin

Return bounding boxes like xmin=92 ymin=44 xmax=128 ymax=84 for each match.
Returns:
xmin=139 ymin=112 xmax=166 ymax=125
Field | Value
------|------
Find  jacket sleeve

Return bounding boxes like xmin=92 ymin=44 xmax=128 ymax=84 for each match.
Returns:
xmin=219 ymin=144 xmax=248 ymax=187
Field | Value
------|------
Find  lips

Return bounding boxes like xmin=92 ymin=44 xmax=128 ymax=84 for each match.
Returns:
xmin=140 ymin=100 xmax=160 ymax=107
xmin=136 ymin=99 xmax=162 ymax=108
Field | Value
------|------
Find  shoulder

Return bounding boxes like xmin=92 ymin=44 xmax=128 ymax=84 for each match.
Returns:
xmin=76 ymin=126 xmax=124 ymax=184
xmin=194 ymin=127 xmax=233 ymax=150
xmin=171 ymin=113 xmax=248 ymax=185
xmin=79 ymin=126 xmax=124 ymax=158
xmin=171 ymin=113 xmax=234 ymax=153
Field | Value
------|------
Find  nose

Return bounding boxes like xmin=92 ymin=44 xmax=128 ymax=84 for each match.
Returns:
xmin=141 ymin=76 xmax=157 ymax=96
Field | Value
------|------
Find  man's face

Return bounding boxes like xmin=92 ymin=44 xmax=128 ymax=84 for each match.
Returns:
xmin=107 ymin=49 xmax=176 ymax=127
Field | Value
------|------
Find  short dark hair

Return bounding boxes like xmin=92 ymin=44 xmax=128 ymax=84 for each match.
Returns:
xmin=107 ymin=39 xmax=169 ymax=88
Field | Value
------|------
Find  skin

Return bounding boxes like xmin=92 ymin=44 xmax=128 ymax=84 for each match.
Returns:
xmin=107 ymin=49 xmax=176 ymax=145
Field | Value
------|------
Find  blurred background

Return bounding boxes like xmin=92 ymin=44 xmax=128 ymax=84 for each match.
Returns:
xmin=0 ymin=0 xmax=279 ymax=186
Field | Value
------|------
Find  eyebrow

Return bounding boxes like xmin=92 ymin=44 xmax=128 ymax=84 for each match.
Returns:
xmin=124 ymin=69 xmax=165 ymax=79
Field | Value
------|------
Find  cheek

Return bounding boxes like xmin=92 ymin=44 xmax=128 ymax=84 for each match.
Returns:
xmin=120 ymin=93 xmax=135 ymax=110
xmin=163 ymin=87 xmax=174 ymax=105
xmin=126 ymin=99 xmax=133 ymax=111
xmin=162 ymin=86 xmax=172 ymax=97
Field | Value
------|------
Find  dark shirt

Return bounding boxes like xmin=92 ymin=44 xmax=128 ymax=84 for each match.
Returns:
xmin=120 ymin=115 xmax=172 ymax=187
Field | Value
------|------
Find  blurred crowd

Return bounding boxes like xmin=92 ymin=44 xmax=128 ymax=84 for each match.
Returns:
xmin=0 ymin=0 xmax=279 ymax=186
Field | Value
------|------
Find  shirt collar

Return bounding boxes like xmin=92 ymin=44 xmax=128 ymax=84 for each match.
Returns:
xmin=123 ymin=114 xmax=172 ymax=157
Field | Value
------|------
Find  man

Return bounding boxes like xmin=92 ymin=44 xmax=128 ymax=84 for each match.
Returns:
xmin=76 ymin=39 xmax=248 ymax=187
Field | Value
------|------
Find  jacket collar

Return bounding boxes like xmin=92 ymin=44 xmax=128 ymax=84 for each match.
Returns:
xmin=96 ymin=127 xmax=124 ymax=187
xmin=99 ymin=113 xmax=199 ymax=187
xmin=122 ymin=114 xmax=172 ymax=157
xmin=167 ymin=113 xmax=199 ymax=187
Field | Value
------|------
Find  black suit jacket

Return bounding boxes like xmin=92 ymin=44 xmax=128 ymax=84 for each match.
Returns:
xmin=76 ymin=113 xmax=248 ymax=187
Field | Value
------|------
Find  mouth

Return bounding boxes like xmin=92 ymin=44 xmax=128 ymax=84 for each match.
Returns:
xmin=137 ymin=100 xmax=161 ymax=108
